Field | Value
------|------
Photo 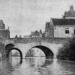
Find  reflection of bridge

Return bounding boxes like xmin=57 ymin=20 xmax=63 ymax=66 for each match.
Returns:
xmin=4 ymin=38 xmax=68 ymax=58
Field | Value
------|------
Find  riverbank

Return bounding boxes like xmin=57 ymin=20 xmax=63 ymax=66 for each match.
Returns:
xmin=57 ymin=38 xmax=75 ymax=61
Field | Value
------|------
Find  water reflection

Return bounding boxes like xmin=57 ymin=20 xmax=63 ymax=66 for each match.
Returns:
xmin=7 ymin=57 xmax=22 ymax=68
xmin=0 ymin=56 xmax=75 ymax=75
xmin=25 ymin=57 xmax=53 ymax=75
xmin=25 ymin=57 xmax=49 ymax=68
xmin=0 ymin=56 xmax=22 ymax=75
xmin=41 ymin=59 xmax=53 ymax=67
xmin=57 ymin=60 xmax=75 ymax=75
xmin=26 ymin=58 xmax=75 ymax=75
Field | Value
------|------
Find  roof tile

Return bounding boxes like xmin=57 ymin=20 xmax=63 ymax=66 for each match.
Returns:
xmin=52 ymin=18 xmax=75 ymax=25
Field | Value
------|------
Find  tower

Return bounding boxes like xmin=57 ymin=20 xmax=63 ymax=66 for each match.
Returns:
xmin=45 ymin=19 xmax=54 ymax=38
xmin=63 ymin=5 xmax=75 ymax=19
xmin=0 ymin=20 xmax=5 ymax=29
xmin=70 ymin=5 xmax=74 ymax=12
xmin=0 ymin=20 xmax=10 ymax=39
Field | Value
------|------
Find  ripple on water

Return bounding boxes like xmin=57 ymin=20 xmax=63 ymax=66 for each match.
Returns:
xmin=0 ymin=57 xmax=75 ymax=75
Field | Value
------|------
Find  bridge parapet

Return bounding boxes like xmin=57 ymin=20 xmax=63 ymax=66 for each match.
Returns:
xmin=13 ymin=37 xmax=69 ymax=44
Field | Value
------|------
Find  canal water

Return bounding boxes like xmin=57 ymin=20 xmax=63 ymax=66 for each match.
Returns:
xmin=0 ymin=56 xmax=75 ymax=75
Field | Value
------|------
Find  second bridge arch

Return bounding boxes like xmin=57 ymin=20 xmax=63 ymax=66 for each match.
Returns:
xmin=26 ymin=45 xmax=54 ymax=59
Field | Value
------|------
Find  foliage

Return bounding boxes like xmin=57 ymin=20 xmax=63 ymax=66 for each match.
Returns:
xmin=57 ymin=38 xmax=75 ymax=61
xmin=25 ymin=49 xmax=34 ymax=57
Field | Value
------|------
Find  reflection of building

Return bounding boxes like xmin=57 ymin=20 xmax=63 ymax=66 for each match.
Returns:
xmin=45 ymin=5 xmax=75 ymax=38
xmin=0 ymin=20 xmax=10 ymax=39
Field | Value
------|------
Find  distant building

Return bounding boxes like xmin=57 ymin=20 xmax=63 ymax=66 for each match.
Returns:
xmin=45 ymin=5 xmax=75 ymax=38
xmin=0 ymin=20 xmax=10 ymax=39
xmin=30 ymin=30 xmax=42 ymax=37
xmin=45 ymin=21 xmax=54 ymax=38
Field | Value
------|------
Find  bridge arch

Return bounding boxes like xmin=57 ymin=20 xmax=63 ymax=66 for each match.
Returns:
xmin=6 ymin=48 xmax=23 ymax=63
xmin=26 ymin=45 xmax=54 ymax=59
xmin=5 ymin=44 xmax=23 ymax=62
xmin=5 ymin=43 xmax=15 ymax=50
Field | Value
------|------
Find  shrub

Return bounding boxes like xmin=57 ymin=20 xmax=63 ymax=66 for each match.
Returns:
xmin=57 ymin=38 xmax=75 ymax=61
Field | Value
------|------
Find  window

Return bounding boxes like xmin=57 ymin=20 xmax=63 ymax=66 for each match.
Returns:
xmin=65 ymin=28 xmax=69 ymax=34
xmin=74 ymin=29 xmax=75 ymax=34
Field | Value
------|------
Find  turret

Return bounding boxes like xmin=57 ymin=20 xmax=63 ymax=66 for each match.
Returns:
xmin=63 ymin=5 xmax=75 ymax=19
xmin=0 ymin=20 xmax=5 ymax=29
xmin=70 ymin=5 xmax=74 ymax=12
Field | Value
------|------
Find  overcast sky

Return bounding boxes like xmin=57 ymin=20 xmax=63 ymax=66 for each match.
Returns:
xmin=0 ymin=0 xmax=75 ymax=37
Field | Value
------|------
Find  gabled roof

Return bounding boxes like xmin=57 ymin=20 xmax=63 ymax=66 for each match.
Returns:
xmin=52 ymin=18 xmax=75 ymax=25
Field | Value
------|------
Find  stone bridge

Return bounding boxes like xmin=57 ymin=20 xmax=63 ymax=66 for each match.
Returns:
xmin=1 ymin=38 xmax=68 ymax=59
xmin=12 ymin=41 xmax=63 ymax=58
